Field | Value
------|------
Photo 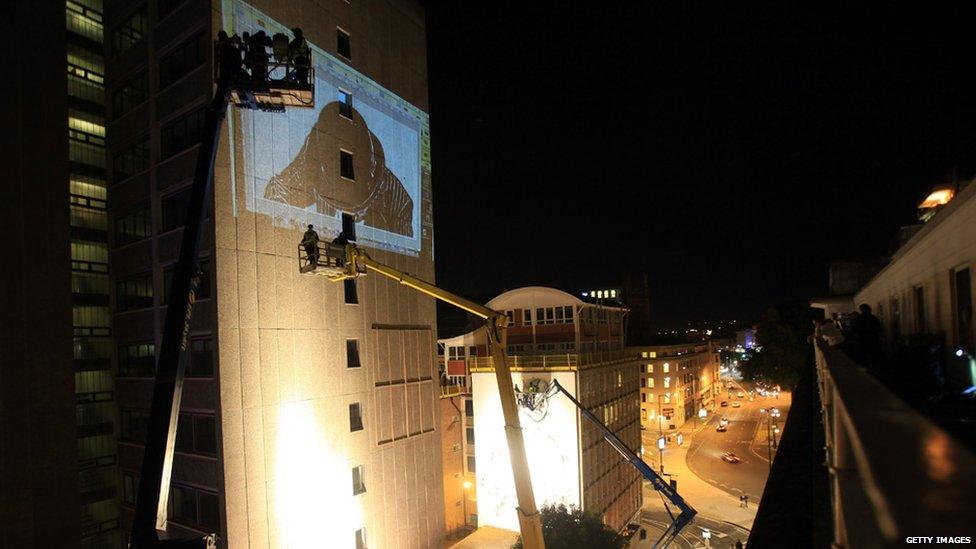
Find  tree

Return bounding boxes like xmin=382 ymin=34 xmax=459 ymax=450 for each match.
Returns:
xmin=511 ymin=504 xmax=626 ymax=549
xmin=740 ymin=308 xmax=811 ymax=389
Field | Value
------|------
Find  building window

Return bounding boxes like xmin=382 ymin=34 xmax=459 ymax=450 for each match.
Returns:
xmin=189 ymin=338 xmax=214 ymax=377
xmin=349 ymin=403 xmax=363 ymax=432
xmin=663 ymin=377 xmax=670 ymax=389
xmin=111 ymin=6 xmax=147 ymax=56
xmin=161 ymin=186 xmax=192 ymax=233
xmin=464 ymin=399 xmax=473 ymax=417
xmin=118 ymin=342 xmax=155 ymax=377
xmin=161 ymin=109 xmax=204 ymax=160
xmin=120 ymin=408 xmax=150 ymax=443
xmin=337 ymin=28 xmax=351 ymax=59
xmin=648 ymin=364 xmax=654 ymax=373
xmin=340 ymin=150 xmax=355 ymax=180
xmin=113 ymin=139 xmax=149 ymax=182
xmin=352 ymin=465 xmax=366 ymax=495
xmin=640 ymin=378 xmax=645 ymax=388
xmin=112 ymin=72 xmax=148 ymax=119
xmin=338 ymin=89 xmax=353 ymax=119
xmin=648 ymin=393 xmax=655 ymax=403
xmin=170 ymin=484 xmax=220 ymax=531
xmin=663 ymin=394 xmax=671 ymax=404
xmin=159 ymin=33 xmax=207 ymax=89
xmin=564 ymin=306 xmax=574 ymax=321
xmin=122 ymin=473 xmax=139 ymax=505
xmin=641 ymin=394 xmax=646 ymax=403
xmin=505 ymin=310 xmax=514 ymax=326
xmin=466 ymin=427 xmax=475 ymax=445
xmin=176 ymin=412 xmax=216 ymax=455
xmin=466 ymin=455 xmax=476 ymax=473
xmin=344 ymin=278 xmax=358 ymax=304
xmin=116 ymin=274 xmax=153 ymax=311
xmin=662 ymin=363 xmax=670 ymax=373
xmin=355 ymin=528 xmax=366 ymax=549
xmin=648 ymin=378 xmax=654 ymax=388
xmin=346 ymin=339 xmax=361 ymax=368
xmin=523 ymin=309 xmax=532 ymax=326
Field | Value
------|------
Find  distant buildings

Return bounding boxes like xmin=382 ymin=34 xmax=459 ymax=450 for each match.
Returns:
xmin=630 ymin=343 xmax=721 ymax=432
xmin=736 ymin=329 xmax=756 ymax=349
xmin=439 ymin=287 xmax=641 ymax=535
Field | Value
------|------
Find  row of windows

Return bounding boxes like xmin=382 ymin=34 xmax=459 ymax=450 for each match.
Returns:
xmin=113 ymin=188 xmax=201 ymax=246
xmin=111 ymin=7 xmax=147 ymax=57
xmin=112 ymin=72 xmax=148 ymax=118
xmin=116 ymin=262 xmax=212 ymax=312
xmin=160 ymin=109 xmax=204 ymax=160
xmin=118 ymin=339 xmax=212 ymax=377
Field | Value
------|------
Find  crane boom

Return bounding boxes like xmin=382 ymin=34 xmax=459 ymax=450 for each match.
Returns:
xmin=548 ymin=380 xmax=696 ymax=547
xmin=302 ymin=243 xmax=547 ymax=549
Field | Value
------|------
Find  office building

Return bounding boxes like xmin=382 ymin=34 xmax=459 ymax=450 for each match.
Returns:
xmin=631 ymin=343 xmax=720 ymax=431
xmin=440 ymin=287 xmax=641 ymax=535
xmin=104 ymin=0 xmax=439 ymax=546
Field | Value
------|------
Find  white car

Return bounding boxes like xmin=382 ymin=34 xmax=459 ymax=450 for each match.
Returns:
xmin=732 ymin=402 xmax=741 ymax=408
xmin=736 ymin=391 xmax=745 ymax=398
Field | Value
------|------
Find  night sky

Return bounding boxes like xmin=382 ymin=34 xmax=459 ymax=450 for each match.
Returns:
xmin=423 ymin=3 xmax=976 ymax=330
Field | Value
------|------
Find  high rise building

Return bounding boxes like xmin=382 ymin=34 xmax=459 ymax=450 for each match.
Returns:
xmin=439 ymin=287 xmax=642 ymax=536
xmin=103 ymin=0 xmax=439 ymax=546
xmin=632 ymin=343 xmax=721 ymax=432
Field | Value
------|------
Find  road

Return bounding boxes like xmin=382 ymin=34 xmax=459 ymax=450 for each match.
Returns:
xmin=685 ymin=381 xmax=791 ymax=504
xmin=634 ymin=505 xmax=750 ymax=549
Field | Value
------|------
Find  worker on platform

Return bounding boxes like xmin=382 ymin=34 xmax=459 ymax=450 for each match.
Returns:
xmin=247 ymin=30 xmax=272 ymax=81
xmin=301 ymin=224 xmax=320 ymax=267
xmin=331 ymin=231 xmax=349 ymax=266
xmin=216 ymin=31 xmax=243 ymax=82
xmin=288 ymin=27 xmax=311 ymax=84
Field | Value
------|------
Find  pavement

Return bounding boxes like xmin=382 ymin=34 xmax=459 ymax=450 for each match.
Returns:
xmin=445 ymin=526 xmax=518 ymax=549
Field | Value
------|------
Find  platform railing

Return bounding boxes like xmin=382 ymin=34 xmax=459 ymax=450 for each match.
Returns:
xmin=468 ymin=348 xmax=633 ymax=372
xmin=814 ymin=340 xmax=976 ymax=548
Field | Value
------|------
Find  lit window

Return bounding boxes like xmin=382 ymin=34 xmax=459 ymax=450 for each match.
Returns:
xmin=648 ymin=378 xmax=654 ymax=388
xmin=664 ymin=377 xmax=670 ymax=388
xmin=648 ymin=364 xmax=654 ymax=373
xmin=663 ymin=363 xmax=670 ymax=373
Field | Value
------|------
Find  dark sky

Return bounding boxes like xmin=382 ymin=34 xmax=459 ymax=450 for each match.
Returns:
xmin=423 ymin=3 xmax=976 ymax=330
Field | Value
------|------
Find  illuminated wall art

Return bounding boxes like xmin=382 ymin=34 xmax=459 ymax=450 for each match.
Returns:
xmin=223 ymin=0 xmax=430 ymax=256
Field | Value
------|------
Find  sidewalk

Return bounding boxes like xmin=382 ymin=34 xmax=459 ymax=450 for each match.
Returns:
xmin=641 ymin=424 xmax=757 ymax=531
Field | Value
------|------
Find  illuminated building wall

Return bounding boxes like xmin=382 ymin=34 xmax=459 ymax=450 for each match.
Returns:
xmin=459 ymin=287 xmax=641 ymax=534
xmin=104 ymin=0 xmax=438 ymax=547
xmin=632 ymin=343 xmax=719 ymax=431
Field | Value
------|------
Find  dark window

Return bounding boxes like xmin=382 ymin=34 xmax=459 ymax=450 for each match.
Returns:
xmin=161 ymin=187 xmax=192 ymax=233
xmin=112 ymin=72 xmax=148 ymax=119
xmin=122 ymin=473 xmax=139 ymax=505
xmin=466 ymin=427 xmax=475 ymax=445
xmin=914 ymin=286 xmax=926 ymax=333
xmin=113 ymin=139 xmax=149 ymax=182
xmin=120 ymin=408 xmax=150 ymax=443
xmin=177 ymin=413 xmax=217 ymax=455
xmin=349 ymin=403 xmax=363 ymax=432
xmin=355 ymin=528 xmax=366 ymax=549
xmin=344 ymin=279 xmax=358 ymax=304
xmin=189 ymin=338 xmax=214 ymax=377
xmin=159 ymin=33 xmax=207 ymax=89
xmin=338 ymin=89 xmax=353 ymax=119
xmin=464 ymin=399 xmax=473 ymax=417
xmin=352 ymin=465 xmax=366 ymax=495
xmin=342 ymin=213 xmax=357 ymax=240
xmin=160 ymin=109 xmax=204 ymax=160
xmin=111 ymin=6 xmax=147 ymax=56
xmin=340 ymin=150 xmax=355 ymax=180
xmin=337 ymin=28 xmax=351 ymax=59
xmin=466 ymin=455 xmax=476 ymax=473
xmin=170 ymin=484 xmax=219 ymax=530
xmin=955 ymin=268 xmax=973 ymax=349
xmin=468 ymin=346 xmax=477 ymax=357
xmin=641 ymin=393 xmax=647 ymax=403
xmin=157 ymin=0 xmax=187 ymax=20
xmin=118 ymin=342 xmax=155 ymax=377
xmin=346 ymin=339 xmax=361 ymax=368
xmin=116 ymin=274 xmax=153 ymax=311
xmin=164 ymin=260 xmax=212 ymax=303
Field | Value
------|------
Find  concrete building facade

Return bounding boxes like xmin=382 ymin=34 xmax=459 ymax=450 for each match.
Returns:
xmin=631 ymin=343 xmax=720 ymax=432
xmin=104 ymin=0 xmax=439 ymax=546
xmin=441 ymin=287 xmax=641 ymax=535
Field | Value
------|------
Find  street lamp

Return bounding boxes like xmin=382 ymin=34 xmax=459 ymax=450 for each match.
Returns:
xmin=658 ymin=436 xmax=666 ymax=474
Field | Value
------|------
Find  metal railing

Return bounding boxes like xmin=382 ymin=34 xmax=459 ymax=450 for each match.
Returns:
xmin=814 ymin=340 xmax=976 ymax=548
xmin=468 ymin=348 xmax=633 ymax=372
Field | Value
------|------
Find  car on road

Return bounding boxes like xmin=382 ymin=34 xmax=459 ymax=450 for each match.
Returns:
xmin=720 ymin=401 xmax=729 ymax=407
xmin=720 ymin=417 xmax=729 ymax=426
xmin=716 ymin=424 xmax=727 ymax=432
xmin=732 ymin=402 xmax=741 ymax=408
xmin=736 ymin=391 xmax=745 ymax=398
xmin=721 ymin=451 xmax=741 ymax=463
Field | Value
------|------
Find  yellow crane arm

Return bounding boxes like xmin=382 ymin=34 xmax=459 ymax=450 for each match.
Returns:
xmin=340 ymin=244 xmax=546 ymax=549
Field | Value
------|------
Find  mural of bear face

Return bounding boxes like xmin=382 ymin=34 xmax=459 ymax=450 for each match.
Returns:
xmin=263 ymin=101 xmax=414 ymax=237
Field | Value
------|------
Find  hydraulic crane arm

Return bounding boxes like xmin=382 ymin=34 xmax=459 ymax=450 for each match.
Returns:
xmin=549 ymin=380 xmax=697 ymax=548
xmin=303 ymin=243 xmax=546 ymax=549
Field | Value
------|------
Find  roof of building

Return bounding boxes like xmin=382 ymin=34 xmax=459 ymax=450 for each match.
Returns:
xmin=487 ymin=286 xmax=627 ymax=312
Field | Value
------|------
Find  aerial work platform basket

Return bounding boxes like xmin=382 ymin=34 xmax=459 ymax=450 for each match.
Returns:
xmin=298 ymin=241 xmax=366 ymax=280
xmin=214 ymin=47 xmax=315 ymax=111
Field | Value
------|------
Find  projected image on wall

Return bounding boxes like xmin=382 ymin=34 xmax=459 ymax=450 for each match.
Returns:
xmin=224 ymin=0 xmax=430 ymax=255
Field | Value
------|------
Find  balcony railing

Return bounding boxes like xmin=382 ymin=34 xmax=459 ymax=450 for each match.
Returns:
xmin=758 ymin=340 xmax=976 ymax=548
xmin=468 ymin=349 xmax=632 ymax=372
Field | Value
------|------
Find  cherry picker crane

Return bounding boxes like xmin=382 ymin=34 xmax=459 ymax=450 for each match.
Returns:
xmin=300 ymin=242 xmax=547 ymax=549
xmin=131 ymin=34 xmax=314 ymax=548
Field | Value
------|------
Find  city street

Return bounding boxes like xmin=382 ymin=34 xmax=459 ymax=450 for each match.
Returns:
xmin=686 ymin=382 xmax=792 ymax=505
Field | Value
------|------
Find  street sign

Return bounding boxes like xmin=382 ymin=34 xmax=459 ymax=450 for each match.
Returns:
xmin=702 ymin=528 xmax=711 ymax=539
xmin=658 ymin=437 xmax=666 ymax=450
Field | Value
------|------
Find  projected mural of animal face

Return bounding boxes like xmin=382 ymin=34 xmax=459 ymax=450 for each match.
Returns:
xmin=263 ymin=102 xmax=414 ymax=237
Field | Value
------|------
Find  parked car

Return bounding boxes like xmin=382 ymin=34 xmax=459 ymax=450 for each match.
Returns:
xmin=721 ymin=452 xmax=741 ymax=463
xmin=716 ymin=424 xmax=727 ymax=432
xmin=720 ymin=417 xmax=729 ymax=425
xmin=721 ymin=401 xmax=729 ymax=407
xmin=732 ymin=402 xmax=741 ymax=408
xmin=736 ymin=391 xmax=745 ymax=398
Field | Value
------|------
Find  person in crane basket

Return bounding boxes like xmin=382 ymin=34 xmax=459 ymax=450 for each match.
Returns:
xmin=331 ymin=231 xmax=349 ymax=266
xmin=301 ymin=224 xmax=320 ymax=267
xmin=244 ymin=30 xmax=273 ymax=81
xmin=216 ymin=31 xmax=244 ymax=82
xmin=288 ymin=28 xmax=311 ymax=84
